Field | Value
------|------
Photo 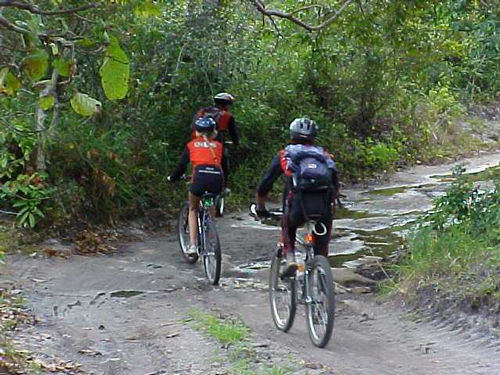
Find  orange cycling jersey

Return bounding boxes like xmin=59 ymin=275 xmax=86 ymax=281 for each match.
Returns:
xmin=187 ymin=137 xmax=223 ymax=168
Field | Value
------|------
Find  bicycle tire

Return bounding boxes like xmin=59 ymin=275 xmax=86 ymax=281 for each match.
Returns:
xmin=269 ymin=246 xmax=296 ymax=332
xmin=305 ymin=255 xmax=335 ymax=348
xmin=215 ymin=195 xmax=225 ymax=217
xmin=176 ymin=201 xmax=198 ymax=264
xmin=202 ymin=219 xmax=221 ymax=285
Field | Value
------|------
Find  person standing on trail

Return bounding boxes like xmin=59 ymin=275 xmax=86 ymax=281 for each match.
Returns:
xmin=191 ymin=92 xmax=239 ymax=183
xmin=253 ymin=117 xmax=340 ymax=276
xmin=169 ymin=116 xmax=224 ymax=256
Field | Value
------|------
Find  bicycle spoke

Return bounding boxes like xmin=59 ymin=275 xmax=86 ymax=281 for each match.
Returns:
xmin=269 ymin=250 xmax=296 ymax=332
xmin=177 ymin=202 xmax=198 ymax=263
xmin=202 ymin=220 xmax=221 ymax=285
xmin=306 ymin=256 xmax=335 ymax=348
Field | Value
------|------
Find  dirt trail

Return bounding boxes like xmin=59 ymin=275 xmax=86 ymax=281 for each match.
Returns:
xmin=2 ymin=151 xmax=500 ymax=374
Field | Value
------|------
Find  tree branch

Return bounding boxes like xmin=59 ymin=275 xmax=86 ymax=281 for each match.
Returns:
xmin=289 ymin=5 xmax=323 ymax=16
xmin=251 ymin=0 xmax=353 ymax=32
xmin=0 ymin=14 xmax=29 ymax=34
xmin=0 ymin=0 xmax=100 ymax=15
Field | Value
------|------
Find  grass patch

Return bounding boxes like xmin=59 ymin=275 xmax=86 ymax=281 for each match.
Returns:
xmin=187 ymin=309 xmax=297 ymax=375
xmin=387 ymin=170 xmax=500 ymax=320
xmin=188 ymin=308 xmax=248 ymax=345
xmin=227 ymin=346 xmax=293 ymax=375
xmin=396 ymin=226 xmax=499 ymax=303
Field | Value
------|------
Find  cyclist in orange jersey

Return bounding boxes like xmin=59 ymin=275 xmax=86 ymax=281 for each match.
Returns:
xmin=169 ymin=116 xmax=224 ymax=255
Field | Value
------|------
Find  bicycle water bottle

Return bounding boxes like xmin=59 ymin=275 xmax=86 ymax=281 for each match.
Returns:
xmin=296 ymin=250 xmax=305 ymax=279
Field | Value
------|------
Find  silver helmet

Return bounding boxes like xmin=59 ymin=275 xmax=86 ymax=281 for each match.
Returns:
xmin=289 ymin=117 xmax=318 ymax=141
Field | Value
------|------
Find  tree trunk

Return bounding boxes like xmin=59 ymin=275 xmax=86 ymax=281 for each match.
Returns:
xmin=33 ymin=67 xmax=59 ymax=172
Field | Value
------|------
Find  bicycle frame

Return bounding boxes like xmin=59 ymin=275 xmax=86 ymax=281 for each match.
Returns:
xmin=196 ymin=196 xmax=215 ymax=255
xmin=294 ymin=221 xmax=327 ymax=305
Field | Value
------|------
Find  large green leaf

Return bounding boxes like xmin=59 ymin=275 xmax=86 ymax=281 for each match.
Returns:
xmin=134 ymin=2 xmax=161 ymax=17
xmin=38 ymin=95 xmax=55 ymax=110
xmin=99 ymin=35 xmax=130 ymax=100
xmin=21 ymin=49 xmax=49 ymax=81
xmin=70 ymin=93 xmax=102 ymax=116
xmin=52 ymin=58 xmax=72 ymax=77
xmin=0 ymin=68 xmax=21 ymax=96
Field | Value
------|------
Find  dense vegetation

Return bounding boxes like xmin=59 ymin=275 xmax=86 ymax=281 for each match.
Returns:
xmin=392 ymin=166 xmax=500 ymax=319
xmin=1 ymin=0 xmax=499 ymax=229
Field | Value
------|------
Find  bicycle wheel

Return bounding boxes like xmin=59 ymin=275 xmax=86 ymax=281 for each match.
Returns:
xmin=202 ymin=219 xmax=221 ymax=285
xmin=269 ymin=246 xmax=296 ymax=332
xmin=215 ymin=194 xmax=225 ymax=217
xmin=176 ymin=201 xmax=198 ymax=264
xmin=305 ymin=255 xmax=335 ymax=348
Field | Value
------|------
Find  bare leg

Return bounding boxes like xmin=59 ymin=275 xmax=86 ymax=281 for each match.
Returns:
xmin=208 ymin=205 xmax=216 ymax=219
xmin=188 ymin=192 xmax=201 ymax=247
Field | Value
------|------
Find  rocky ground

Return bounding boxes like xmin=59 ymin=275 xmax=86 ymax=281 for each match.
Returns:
xmin=1 ymin=151 xmax=500 ymax=375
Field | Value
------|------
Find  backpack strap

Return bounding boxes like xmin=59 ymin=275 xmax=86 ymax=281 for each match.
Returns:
xmin=201 ymin=135 xmax=220 ymax=166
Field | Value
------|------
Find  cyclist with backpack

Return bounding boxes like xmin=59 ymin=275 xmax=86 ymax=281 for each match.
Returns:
xmin=168 ymin=116 xmax=224 ymax=256
xmin=254 ymin=117 xmax=339 ymax=276
xmin=192 ymin=93 xmax=239 ymax=185
xmin=192 ymin=92 xmax=239 ymax=146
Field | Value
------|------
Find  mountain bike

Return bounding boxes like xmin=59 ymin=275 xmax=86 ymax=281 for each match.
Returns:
xmin=250 ymin=204 xmax=335 ymax=348
xmin=177 ymin=192 xmax=222 ymax=285
xmin=215 ymin=140 xmax=233 ymax=217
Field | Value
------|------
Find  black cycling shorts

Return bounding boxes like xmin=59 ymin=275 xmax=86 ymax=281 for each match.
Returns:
xmin=189 ymin=165 xmax=223 ymax=197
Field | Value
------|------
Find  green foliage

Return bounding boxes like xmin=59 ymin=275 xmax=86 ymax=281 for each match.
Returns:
xmin=52 ymin=58 xmax=72 ymax=77
xmin=393 ymin=167 xmax=500 ymax=311
xmin=0 ymin=0 xmax=499 ymax=227
xmin=426 ymin=166 xmax=500 ymax=236
xmin=70 ymin=93 xmax=102 ymax=116
xmin=0 ymin=68 xmax=21 ymax=96
xmin=188 ymin=309 xmax=248 ymax=345
xmin=21 ymin=49 xmax=49 ymax=81
xmin=37 ymin=95 xmax=54 ymax=110
xmin=133 ymin=2 xmax=161 ymax=17
xmin=0 ymin=174 xmax=53 ymax=228
xmin=99 ymin=35 xmax=130 ymax=100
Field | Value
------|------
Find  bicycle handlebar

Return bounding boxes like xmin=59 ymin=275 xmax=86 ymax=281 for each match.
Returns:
xmin=249 ymin=203 xmax=282 ymax=220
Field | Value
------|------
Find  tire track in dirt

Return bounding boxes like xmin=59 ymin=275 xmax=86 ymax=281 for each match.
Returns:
xmin=4 ymin=221 xmax=498 ymax=374
xmin=3 ymin=151 xmax=500 ymax=374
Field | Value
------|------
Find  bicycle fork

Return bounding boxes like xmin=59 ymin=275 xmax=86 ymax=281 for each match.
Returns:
xmin=197 ymin=211 xmax=205 ymax=255
xmin=302 ymin=267 xmax=314 ymax=305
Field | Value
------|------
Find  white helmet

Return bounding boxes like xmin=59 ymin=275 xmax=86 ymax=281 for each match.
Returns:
xmin=214 ymin=92 xmax=234 ymax=105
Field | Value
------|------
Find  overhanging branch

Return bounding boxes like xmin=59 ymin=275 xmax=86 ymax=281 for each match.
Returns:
xmin=252 ymin=0 xmax=353 ymax=32
xmin=0 ymin=14 xmax=29 ymax=34
xmin=0 ymin=0 xmax=99 ymax=15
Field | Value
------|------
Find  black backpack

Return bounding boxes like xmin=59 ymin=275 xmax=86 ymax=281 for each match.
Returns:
xmin=285 ymin=147 xmax=333 ymax=222
xmin=291 ymin=151 xmax=332 ymax=191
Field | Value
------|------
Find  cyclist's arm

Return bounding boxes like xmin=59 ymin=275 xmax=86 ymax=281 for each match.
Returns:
xmin=169 ymin=146 xmax=189 ymax=181
xmin=227 ymin=116 xmax=239 ymax=147
xmin=256 ymin=154 xmax=283 ymax=209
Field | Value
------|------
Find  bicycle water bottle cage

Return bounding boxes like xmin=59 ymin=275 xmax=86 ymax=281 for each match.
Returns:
xmin=202 ymin=194 xmax=215 ymax=207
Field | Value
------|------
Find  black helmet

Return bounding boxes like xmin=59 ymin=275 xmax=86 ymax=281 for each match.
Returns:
xmin=194 ymin=116 xmax=216 ymax=133
xmin=214 ymin=92 xmax=234 ymax=106
xmin=289 ymin=117 xmax=318 ymax=141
